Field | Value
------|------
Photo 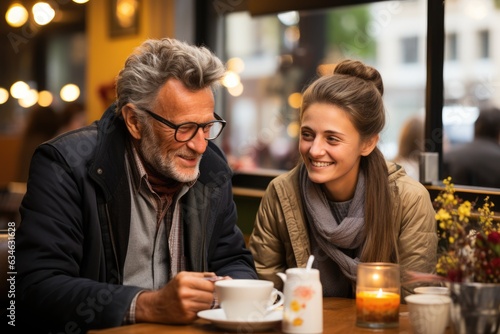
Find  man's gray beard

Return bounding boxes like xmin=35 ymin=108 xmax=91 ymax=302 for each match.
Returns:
xmin=139 ymin=125 xmax=200 ymax=183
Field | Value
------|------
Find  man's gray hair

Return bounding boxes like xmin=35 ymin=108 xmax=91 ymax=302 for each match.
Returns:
xmin=115 ymin=38 xmax=226 ymax=114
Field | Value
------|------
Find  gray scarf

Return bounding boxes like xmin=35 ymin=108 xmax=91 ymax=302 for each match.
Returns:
xmin=299 ymin=164 xmax=366 ymax=282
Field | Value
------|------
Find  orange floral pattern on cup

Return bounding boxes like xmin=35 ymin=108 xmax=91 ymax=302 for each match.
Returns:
xmin=288 ymin=285 xmax=315 ymax=326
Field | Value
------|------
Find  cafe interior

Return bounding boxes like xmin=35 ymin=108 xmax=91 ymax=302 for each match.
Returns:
xmin=0 ymin=0 xmax=500 ymax=332
xmin=2 ymin=0 xmax=499 ymax=233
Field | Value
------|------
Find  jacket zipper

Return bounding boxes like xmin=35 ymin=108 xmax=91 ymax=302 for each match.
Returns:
xmin=104 ymin=204 xmax=122 ymax=283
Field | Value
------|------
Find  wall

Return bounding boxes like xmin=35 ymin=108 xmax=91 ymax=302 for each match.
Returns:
xmin=86 ymin=0 xmax=176 ymax=122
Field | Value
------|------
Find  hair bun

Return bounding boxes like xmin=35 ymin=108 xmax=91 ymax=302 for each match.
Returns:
xmin=334 ymin=59 xmax=384 ymax=96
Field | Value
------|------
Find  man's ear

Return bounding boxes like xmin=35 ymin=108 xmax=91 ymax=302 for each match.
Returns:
xmin=361 ymin=134 xmax=379 ymax=156
xmin=122 ymin=104 xmax=142 ymax=140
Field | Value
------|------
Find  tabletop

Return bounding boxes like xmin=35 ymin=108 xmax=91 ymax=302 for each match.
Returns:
xmin=88 ymin=297 xmax=448 ymax=334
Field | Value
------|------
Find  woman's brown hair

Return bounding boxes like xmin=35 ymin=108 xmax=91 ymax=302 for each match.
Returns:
xmin=300 ymin=59 xmax=397 ymax=263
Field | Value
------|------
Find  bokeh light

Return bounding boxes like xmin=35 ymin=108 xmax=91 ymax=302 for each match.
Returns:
xmin=228 ymin=83 xmax=244 ymax=97
xmin=38 ymin=90 xmax=53 ymax=107
xmin=60 ymin=84 xmax=80 ymax=102
xmin=227 ymin=58 xmax=245 ymax=74
xmin=277 ymin=11 xmax=300 ymax=26
xmin=10 ymin=81 xmax=30 ymax=99
xmin=222 ymin=71 xmax=240 ymax=89
xmin=287 ymin=92 xmax=302 ymax=109
xmin=33 ymin=2 xmax=56 ymax=26
xmin=19 ymin=89 xmax=39 ymax=108
xmin=6 ymin=3 xmax=28 ymax=28
xmin=0 ymin=88 xmax=9 ymax=104
xmin=287 ymin=121 xmax=300 ymax=138
xmin=116 ymin=0 xmax=138 ymax=28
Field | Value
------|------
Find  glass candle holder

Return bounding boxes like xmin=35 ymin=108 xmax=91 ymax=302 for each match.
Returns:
xmin=356 ymin=262 xmax=400 ymax=329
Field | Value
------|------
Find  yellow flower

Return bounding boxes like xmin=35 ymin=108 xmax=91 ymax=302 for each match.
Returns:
xmin=435 ymin=208 xmax=451 ymax=221
xmin=457 ymin=201 xmax=471 ymax=222
xmin=434 ymin=177 xmax=499 ymax=283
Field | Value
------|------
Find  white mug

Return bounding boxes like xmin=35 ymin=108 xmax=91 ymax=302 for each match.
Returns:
xmin=405 ymin=294 xmax=451 ymax=334
xmin=215 ymin=279 xmax=284 ymax=321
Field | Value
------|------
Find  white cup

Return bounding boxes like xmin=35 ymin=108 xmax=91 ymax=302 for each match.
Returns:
xmin=413 ymin=286 xmax=451 ymax=328
xmin=215 ymin=279 xmax=284 ymax=321
xmin=414 ymin=286 xmax=449 ymax=295
xmin=405 ymin=294 xmax=451 ymax=334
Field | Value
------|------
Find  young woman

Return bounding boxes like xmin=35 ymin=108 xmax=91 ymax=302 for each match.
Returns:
xmin=248 ymin=59 xmax=437 ymax=298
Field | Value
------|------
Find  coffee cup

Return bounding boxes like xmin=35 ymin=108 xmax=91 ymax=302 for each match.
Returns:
xmin=405 ymin=294 xmax=451 ymax=334
xmin=414 ymin=286 xmax=449 ymax=295
xmin=215 ymin=279 xmax=284 ymax=321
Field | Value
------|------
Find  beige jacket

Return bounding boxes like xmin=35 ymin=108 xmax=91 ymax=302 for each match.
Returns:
xmin=248 ymin=161 xmax=438 ymax=296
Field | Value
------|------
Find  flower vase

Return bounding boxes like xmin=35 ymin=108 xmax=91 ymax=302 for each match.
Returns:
xmin=449 ymin=283 xmax=500 ymax=334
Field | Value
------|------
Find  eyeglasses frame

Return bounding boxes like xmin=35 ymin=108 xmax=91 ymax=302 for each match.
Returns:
xmin=139 ymin=108 xmax=226 ymax=142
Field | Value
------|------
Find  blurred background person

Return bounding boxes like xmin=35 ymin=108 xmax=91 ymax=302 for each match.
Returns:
xmin=443 ymin=107 xmax=500 ymax=188
xmin=392 ymin=115 xmax=425 ymax=180
xmin=15 ymin=105 xmax=60 ymax=183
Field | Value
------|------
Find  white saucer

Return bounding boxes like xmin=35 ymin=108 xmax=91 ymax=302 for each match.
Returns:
xmin=197 ymin=308 xmax=282 ymax=332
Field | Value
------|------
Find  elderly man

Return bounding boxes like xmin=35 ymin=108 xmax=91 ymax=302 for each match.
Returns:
xmin=16 ymin=38 xmax=257 ymax=333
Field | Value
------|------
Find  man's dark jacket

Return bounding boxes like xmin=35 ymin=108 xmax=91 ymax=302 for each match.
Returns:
xmin=15 ymin=105 xmax=257 ymax=333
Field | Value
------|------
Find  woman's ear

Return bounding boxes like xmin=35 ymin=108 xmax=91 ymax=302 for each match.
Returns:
xmin=122 ymin=104 xmax=142 ymax=140
xmin=361 ymin=134 xmax=379 ymax=156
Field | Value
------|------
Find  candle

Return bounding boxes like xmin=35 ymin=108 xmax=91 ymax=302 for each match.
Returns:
xmin=356 ymin=289 xmax=400 ymax=324
xmin=355 ymin=262 xmax=401 ymax=328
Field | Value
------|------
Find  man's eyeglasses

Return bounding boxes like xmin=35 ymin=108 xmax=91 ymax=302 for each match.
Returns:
xmin=140 ymin=108 xmax=226 ymax=142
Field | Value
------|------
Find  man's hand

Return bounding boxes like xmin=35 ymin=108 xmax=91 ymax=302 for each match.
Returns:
xmin=135 ymin=271 xmax=220 ymax=324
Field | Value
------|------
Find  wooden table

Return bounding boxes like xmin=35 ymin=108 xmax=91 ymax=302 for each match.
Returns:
xmin=88 ymin=297 xmax=437 ymax=333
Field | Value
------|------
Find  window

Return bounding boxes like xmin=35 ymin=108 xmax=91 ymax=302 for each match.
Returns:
xmin=217 ymin=1 xmax=427 ymax=172
xmin=204 ymin=0 xmax=500 ymax=189
xmin=478 ymin=30 xmax=490 ymax=59
xmin=443 ymin=1 xmax=499 ymax=156
xmin=401 ymin=36 xmax=419 ymax=64
xmin=446 ymin=33 xmax=458 ymax=61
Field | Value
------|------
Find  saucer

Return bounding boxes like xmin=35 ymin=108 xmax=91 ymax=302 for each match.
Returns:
xmin=197 ymin=308 xmax=282 ymax=332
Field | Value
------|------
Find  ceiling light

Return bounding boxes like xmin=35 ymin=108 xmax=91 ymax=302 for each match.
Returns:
xmin=33 ymin=2 xmax=56 ymax=26
xmin=38 ymin=90 xmax=53 ymax=107
xmin=5 ymin=3 xmax=29 ymax=27
xmin=19 ymin=89 xmax=39 ymax=108
xmin=277 ymin=11 xmax=300 ymax=26
xmin=0 ymin=88 xmax=9 ymax=104
xmin=10 ymin=81 xmax=30 ymax=99
xmin=60 ymin=83 xmax=80 ymax=102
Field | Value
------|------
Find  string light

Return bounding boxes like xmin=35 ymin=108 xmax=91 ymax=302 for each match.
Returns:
xmin=10 ymin=81 xmax=30 ymax=99
xmin=3 ymin=81 xmax=81 ymax=108
xmin=38 ymin=90 xmax=53 ymax=107
xmin=0 ymin=88 xmax=9 ymax=104
xmin=5 ymin=1 xmax=88 ymax=28
xmin=5 ymin=3 xmax=28 ymax=27
xmin=60 ymin=84 xmax=80 ymax=102
xmin=32 ymin=2 xmax=56 ymax=26
xmin=19 ymin=89 xmax=39 ymax=108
